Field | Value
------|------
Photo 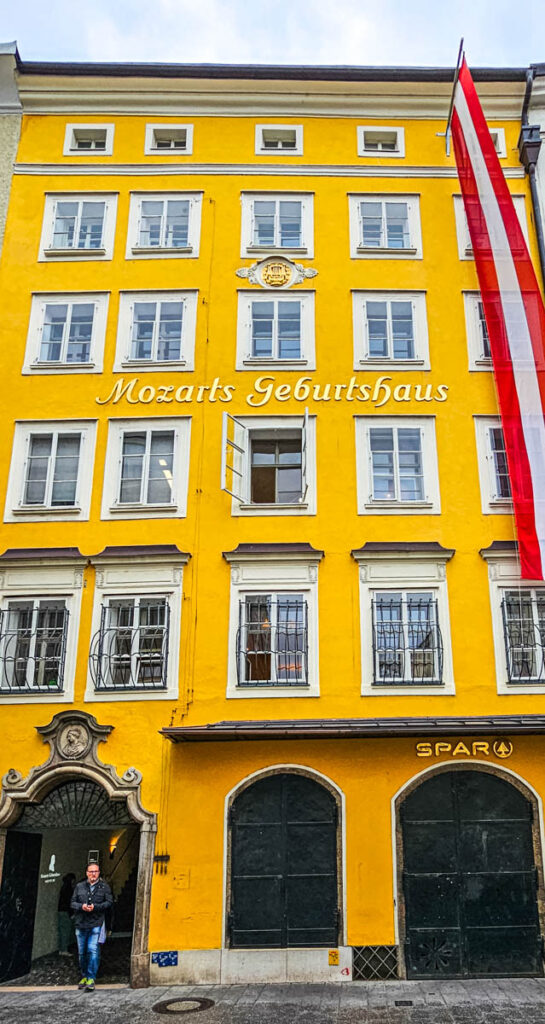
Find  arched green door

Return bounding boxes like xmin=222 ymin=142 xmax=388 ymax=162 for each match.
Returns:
xmin=229 ymin=773 xmax=338 ymax=948
xmin=401 ymin=770 xmax=542 ymax=978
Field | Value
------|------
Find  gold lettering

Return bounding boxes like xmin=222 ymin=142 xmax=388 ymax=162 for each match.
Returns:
xmin=247 ymin=375 xmax=274 ymax=407
xmin=414 ymin=384 xmax=433 ymax=402
xmin=209 ymin=377 xmax=222 ymax=402
xmin=219 ymin=385 xmax=235 ymax=402
xmin=175 ymin=385 xmax=194 ymax=403
xmin=472 ymin=742 xmax=490 ymax=755
xmin=313 ymin=383 xmax=332 ymax=401
xmin=434 ymin=742 xmax=452 ymax=755
xmin=435 ymin=384 xmax=449 ymax=402
xmin=294 ymin=376 xmax=311 ymax=401
xmin=346 ymin=376 xmax=358 ymax=402
xmin=334 ymin=383 xmax=347 ymax=400
xmin=416 ymin=742 xmax=432 ymax=757
xmin=96 ymin=377 xmax=139 ymax=405
xmin=393 ymin=383 xmax=412 ymax=402
xmin=138 ymin=384 xmax=155 ymax=404
xmin=356 ymin=384 xmax=371 ymax=401
xmin=275 ymin=383 xmax=291 ymax=401
xmin=373 ymin=375 xmax=392 ymax=408
xmin=156 ymin=385 xmax=174 ymax=403
xmin=452 ymin=742 xmax=471 ymax=757
xmin=196 ymin=385 xmax=209 ymax=402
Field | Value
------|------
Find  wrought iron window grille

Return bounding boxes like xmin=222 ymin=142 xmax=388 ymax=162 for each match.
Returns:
xmin=0 ymin=605 xmax=69 ymax=694
xmin=236 ymin=594 xmax=308 ymax=687
xmin=502 ymin=592 xmax=545 ymax=683
xmin=371 ymin=594 xmax=443 ymax=685
xmin=89 ymin=600 xmax=170 ymax=691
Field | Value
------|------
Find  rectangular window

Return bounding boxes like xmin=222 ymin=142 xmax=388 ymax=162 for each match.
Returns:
xmin=255 ymin=125 xmax=303 ymax=154
xmin=115 ymin=291 xmax=197 ymax=371
xmin=349 ymin=194 xmax=421 ymax=258
xmin=355 ymin=416 xmax=439 ymax=513
xmin=369 ymin=426 xmax=424 ymax=502
xmin=23 ymin=432 xmax=81 ymax=508
xmin=130 ymin=300 xmax=184 ymax=362
xmin=63 ymin=123 xmax=114 ymax=155
xmin=454 ymin=193 xmax=528 ymax=259
xmin=39 ymin=302 xmax=94 ymax=364
xmin=253 ymin=200 xmax=302 ymax=248
xmin=24 ymin=293 xmax=107 ymax=374
xmin=353 ymin=291 xmax=428 ymax=368
xmin=237 ymin=593 xmax=307 ymax=686
xmin=52 ymin=200 xmax=106 ymax=250
xmin=357 ymin=126 xmax=405 ymax=157
xmin=0 ymin=599 xmax=69 ymax=693
xmin=372 ymin=590 xmax=442 ymax=685
xmin=366 ymin=299 xmax=414 ymax=359
xmin=119 ymin=430 xmax=175 ymax=506
xmin=502 ymin=589 xmax=545 ymax=682
xmin=127 ymin=192 xmax=202 ymax=259
xmin=251 ymin=299 xmax=301 ymax=359
xmin=477 ymin=299 xmax=491 ymax=359
xmin=489 ymin=426 xmax=511 ymax=500
xmin=145 ymin=124 xmax=193 ymax=154
xmin=474 ymin=416 xmax=513 ymax=513
xmin=250 ymin=437 xmax=302 ymax=504
xmin=91 ymin=597 xmax=169 ymax=691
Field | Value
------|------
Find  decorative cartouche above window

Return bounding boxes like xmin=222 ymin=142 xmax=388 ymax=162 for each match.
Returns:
xmin=236 ymin=255 xmax=317 ymax=290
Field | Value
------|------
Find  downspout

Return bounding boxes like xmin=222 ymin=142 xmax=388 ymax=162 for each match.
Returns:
xmin=518 ymin=67 xmax=545 ymax=288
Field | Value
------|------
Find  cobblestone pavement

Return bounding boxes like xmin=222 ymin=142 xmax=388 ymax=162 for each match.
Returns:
xmin=3 ymin=979 xmax=545 ymax=1023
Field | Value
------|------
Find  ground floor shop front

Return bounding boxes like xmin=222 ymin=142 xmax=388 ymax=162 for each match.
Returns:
xmin=2 ymin=712 xmax=545 ymax=987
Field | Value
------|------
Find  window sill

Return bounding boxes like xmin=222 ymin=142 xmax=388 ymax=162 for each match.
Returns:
xmin=242 ymin=358 xmax=307 ymax=368
xmin=245 ymin=245 xmax=308 ymax=256
xmin=238 ymin=501 xmax=309 ymax=512
xmin=473 ymin=358 xmax=493 ymax=368
xmin=227 ymin=684 xmax=317 ymax=699
xmin=131 ymin=245 xmax=193 ymax=255
xmin=31 ymin=361 xmax=95 ymax=370
xmin=363 ymin=500 xmax=434 ymax=510
xmin=12 ymin=505 xmax=82 ymax=516
xmin=44 ymin=247 xmax=106 ymax=257
xmin=109 ymin=502 xmax=179 ymax=514
xmin=359 ymin=150 xmax=403 ymax=159
xmin=120 ymin=359 xmax=187 ymax=369
xmin=146 ymin=148 xmax=190 ymax=156
xmin=359 ymin=358 xmax=425 ymax=368
xmin=356 ymin=246 xmax=418 ymax=256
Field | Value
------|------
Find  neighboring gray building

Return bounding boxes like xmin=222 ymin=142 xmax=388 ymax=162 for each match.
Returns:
xmin=0 ymin=43 xmax=21 ymax=254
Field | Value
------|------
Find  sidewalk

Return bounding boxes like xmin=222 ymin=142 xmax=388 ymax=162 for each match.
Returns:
xmin=2 ymin=978 xmax=545 ymax=1023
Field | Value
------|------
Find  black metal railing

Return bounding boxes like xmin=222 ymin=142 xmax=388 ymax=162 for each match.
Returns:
xmin=372 ymin=597 xmax=443 ymax=685
xmin=89 ymin=603 xmax=170 ymax=691
xmin=0 ymin=607 xmax=69 ymax=693
xmin=502 ymin=595 xmax=545 ymax=682
xmin=236 ymin=595 xmax=308 ymax=686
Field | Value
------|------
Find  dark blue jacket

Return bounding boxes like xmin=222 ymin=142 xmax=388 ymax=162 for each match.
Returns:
xmin=71 ymin=878 xmax=113 ymax=930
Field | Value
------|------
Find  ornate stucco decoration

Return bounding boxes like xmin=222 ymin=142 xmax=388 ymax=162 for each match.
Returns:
xmin=236 ymin=254 xmax=318 ymax=289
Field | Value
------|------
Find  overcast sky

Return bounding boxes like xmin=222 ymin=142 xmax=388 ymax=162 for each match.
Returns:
xmin=1 ymin=0 xmax=544 ymax=67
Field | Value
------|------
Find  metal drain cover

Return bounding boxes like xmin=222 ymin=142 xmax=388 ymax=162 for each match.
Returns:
xmin=395 ymin=1001 xmax=413 ymax=1007
xmin=153 ymin=997 xmax=215 ymax=1015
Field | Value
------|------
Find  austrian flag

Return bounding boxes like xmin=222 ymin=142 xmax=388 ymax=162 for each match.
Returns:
xmin=452 ymin=59 xmax=545 ymax=579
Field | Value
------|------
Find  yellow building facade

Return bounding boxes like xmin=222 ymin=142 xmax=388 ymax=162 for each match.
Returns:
xmin=0 ymin=55 xmax=544 ymax=986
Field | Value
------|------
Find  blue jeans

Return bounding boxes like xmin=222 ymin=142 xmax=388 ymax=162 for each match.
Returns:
xmin=76 ymin=926 xmax=101 ymax=981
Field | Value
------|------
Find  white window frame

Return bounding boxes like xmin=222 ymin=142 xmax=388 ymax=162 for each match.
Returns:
xmin=221 ymin=412 xmax=316 ymax=517
xmin=357 ymin=126 xmax=405 ymax=158
xmin=126 ymin=191 xmax=203 ymax=259
xmin=355 ymin=416 xmax=440 ymax=515
xmin=0 ymin=557 xmax=84 ymax=705
xmin=464 ymin=291 xmax=492 ymax=370
xmin=454 ymin=193 xmax=528 ymax=259
xmin=482 ymin=549 xmax=545 ymax=695
xmin=23 ymin=292 xmax=108 ymax=374
xmin=63 ymin=123 xmax=114 ymax=156
xmin=255 ymin=124 xmax=303 ymax=156
xmin=352 ymin=290 xmax=429 ymax=369
xmin=224 ymin=549 xmax=320 ymax=699
xmin=114 ymin=290 xmax=198 ymax=372
xmin=353 ymin=550 xmax=454 ymax=696
xmin=489 ymin=127 xmax=507 ymax=158
xmin=39 ymin=193 xmax=117 ymax=262
xmin=86 ymin=553 xmax=187 ymax=703
xmin=236 ymin=290 xmax=315 ymax=370
xmin=101 ymin=416 xmax=191 ymax=520
xmin=240 ymin=191 xmax=314 ymax=257
xmin=348 ymin=193 xmax=422 ymax=259
xmin=474 ymin=416 xmax=513 ymax=514
xmin=144 ymin=123 xmax=194 ymax=155
xmin=4 ymin=420 xmax=97 ymax=523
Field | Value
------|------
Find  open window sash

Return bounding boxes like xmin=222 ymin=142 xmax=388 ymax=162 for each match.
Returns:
xmin=221 ymin=412 xmax=248 ymax=503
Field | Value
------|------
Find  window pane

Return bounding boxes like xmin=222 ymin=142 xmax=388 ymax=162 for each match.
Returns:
xmin=147 ymin=431 xmax=175 ymax=504
xmin=51 ymin=434 xmax=80 ymax=506
xmin=251 ymin=302 xmax=274 ymax=357
xmin=253 ymin=201 xmax=275 ymax=246
xmin=120 ymin=432 xmax=145 ymax=503
xmin=490 ymin=427 xmax=511 ymax=499
xmin=250 ymin=440 xmax=277 ymax=502
xmin=78 ymin=202 xmax=105 ymax=249
xmin=52 ymin=202 xmax=78 ymax=248
xmin=67 ymin=303 xmax=94 ymax=362
xmin=277 ymin=301 xmax=301 ymax=358
xmin=40 ymin=304 xmax=68 ymax=361
xmin=278 ymin=201 xmax=302 ymax=247
xmin=374 ymin=593 xmax=404 ymax=681
xmin=366 ymin=301 xmax=388 ymax=357
xmin=361 ymin=202 xmax=383 ymax=247
xmin=24 ymin=435 xmax=52 ymax=505
xmin=391 ymin=301 xmax=414 ymax=359
xmin=397 ymin=428 xmax=424 ymax=501
xmin=478 ymin=299 xmax=491 ymax=359
xmin=277 ymin=439 xmax=302 ymax=503
xmin=157 ymin=301 xmax=183 ymax=361
xmin=139 ymin=200 xmax=164 ymax=246
xmin=370 ymin=427 xmax=395 ymax=499
xmin=131 ymin=302 xmax=157 ymax=360
xmin=244 ymin=595 xmax=272 ymax=681
xmin=276 ymin=595 xmax=305 ymax=682
xmin=385 ymin=202 xmax=410 ymax=249
xmin=165 ymin=200 xmax=189 ymax=247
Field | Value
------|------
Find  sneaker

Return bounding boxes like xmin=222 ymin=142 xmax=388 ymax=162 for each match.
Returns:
xmin=78 ymin=978 xmax=87 ymax=990
xmin=85 ymin=979 xmax=95 ymax=992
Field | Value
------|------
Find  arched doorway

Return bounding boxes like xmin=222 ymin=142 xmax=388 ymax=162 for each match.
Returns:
xmin=398 ymin=767 xmax=543 ymax=978
xmin=227 ymin=771 xmax=339 ymax=948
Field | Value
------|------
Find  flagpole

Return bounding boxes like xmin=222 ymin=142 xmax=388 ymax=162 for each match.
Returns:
xmin=444 ymin=38 xmax=464 ymax=155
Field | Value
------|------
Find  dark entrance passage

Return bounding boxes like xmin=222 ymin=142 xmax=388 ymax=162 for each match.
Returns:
xmin=0 ymin=779 xmax=139 ymax=985
xmin=229 ymin=772 xmax=339 ymax=948
xmin=401 ymin=769 xmax=543 ymax=978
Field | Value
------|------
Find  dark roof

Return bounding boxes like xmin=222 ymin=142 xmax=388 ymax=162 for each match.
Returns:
xmin=161 ymin=715 xmax=545 ymax=742
xmin=479 ymin=541 xmax=518 ymax=557
xmin=223 ymin=542 xmax=323 ymax=559
xmin=351 ymin=541 xmax=454 ymax=558
xmin=0 ymin=547 xmax=84 ymax=560
xmin=15 ymin=60 xmax=527 ymax=83
xmin=93 ymin=544 xmax=190 ymax=559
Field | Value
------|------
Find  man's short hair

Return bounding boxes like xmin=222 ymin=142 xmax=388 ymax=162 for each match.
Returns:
xmin=87 ymin=860 xmax=99 ymax=869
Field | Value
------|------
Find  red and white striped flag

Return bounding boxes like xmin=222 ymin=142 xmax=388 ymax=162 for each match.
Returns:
xmin=452 ymin=58 xmax=545 ymax=579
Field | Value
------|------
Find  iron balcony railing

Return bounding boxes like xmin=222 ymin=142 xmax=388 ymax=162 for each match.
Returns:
xmin=0 ymin=607 xmax=69 ymax=694
xmin=371 ymin=596 xmax=443 ymax=685
xmin=236 ymin=594 xmax=308 ymax=687
xmin=501 ymin=595 xmax=545 ymax=682
xmin=89 ymin=602 xmax=170 ymax=691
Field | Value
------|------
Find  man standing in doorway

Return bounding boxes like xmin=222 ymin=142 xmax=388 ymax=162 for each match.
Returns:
xmin=71 ymin=861 xmax=113 ymax=992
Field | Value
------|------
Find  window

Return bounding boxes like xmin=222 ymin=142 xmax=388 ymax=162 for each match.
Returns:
xmin=240 ymin=192 xmax=313 ymax=256
xmin=454 ymin=193 xmax=528 ymax=259
xmin=126 ymin=191 xmax=202 ymax=258
xmin=86 ymin=547 xmax=187 ymax=702
xmin=357 ymin=126 xmax=405 ymax=157
xmin=144 ymin=123 xmax=193 ymax=155
xmin=0 ymin=552 xmax=84 ymax=705
xmin=255 ymin=125 xmax=303 ymax=155
xmin=4 ymin=420 xmax=97 ymax=522
xmin=39 ymin=193 xmax=117 ymax=261
xmin=352 ymin=542 xmax=455 ymax=695
xmin=115 ymin=291 xmax=197 ymax=371
xmin=352 ymin=291 xmax=429 ymax=368
xmin=355 ymin=416 xmax=440 ymax=514
xmin=349 ymin=193 xmax=422 ymax=258
xmin=464 ymin=292 xmax=492 ymax=368
xmin=474 ymin=416 xmax=512 ymax=513
xmin=236 ymin=291 xmax=315 ymax=369
xmin=223 ymin=543 xmax=322 ymax=697
xmin=24 ymin=293 xmax=108 ymax=373
xmin=502 ymin=589 xmax=545 ymax=684
xmin=221 ymin=412 xmax=316 ymax=516
xmin=101 ymin=417 xmax=191 ymax=519
xmin=489 ymin=127 xmax=507 ymax=158
xmin=63 ymin=124 xmax=114 ymax=155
